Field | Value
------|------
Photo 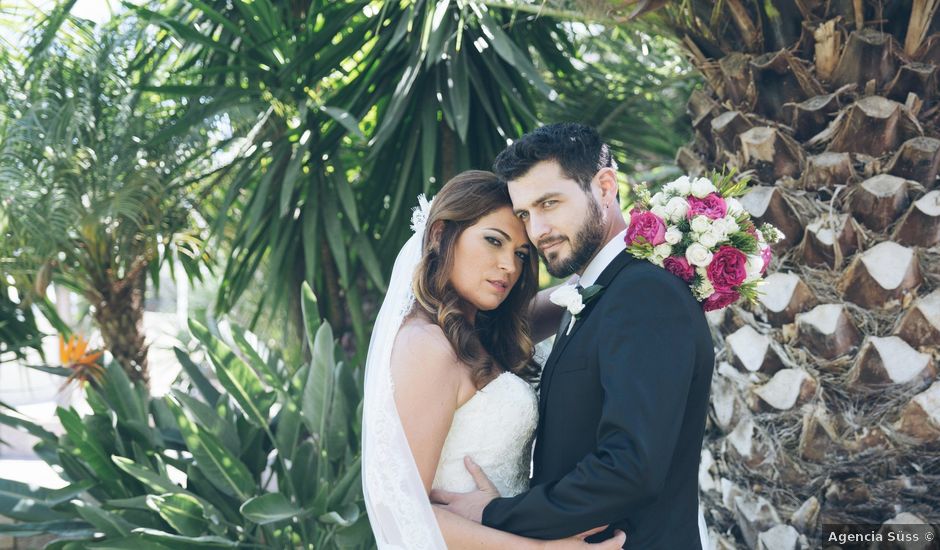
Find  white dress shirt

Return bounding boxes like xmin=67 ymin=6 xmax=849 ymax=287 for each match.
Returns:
xmin=578 ymin=229 xmax=627 ymax=287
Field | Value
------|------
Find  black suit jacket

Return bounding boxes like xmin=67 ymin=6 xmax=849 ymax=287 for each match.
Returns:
xmin=482 ymin=251 xmax=715 ymax=549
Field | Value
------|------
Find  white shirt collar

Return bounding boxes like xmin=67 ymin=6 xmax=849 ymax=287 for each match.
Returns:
xmin=579 ymin=229 xmax=627 ymax=287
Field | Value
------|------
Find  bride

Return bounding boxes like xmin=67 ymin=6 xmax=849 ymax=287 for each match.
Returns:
xmin=361 ymin=171 xmax=625 ymax=549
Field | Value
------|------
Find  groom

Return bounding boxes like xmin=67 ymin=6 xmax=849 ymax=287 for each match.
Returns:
xmin=432 ymin=123 xmax=715 ymax=548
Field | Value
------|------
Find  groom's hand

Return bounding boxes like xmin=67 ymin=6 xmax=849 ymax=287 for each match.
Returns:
xmin=429 ymin=456 xmax=498 ymax=523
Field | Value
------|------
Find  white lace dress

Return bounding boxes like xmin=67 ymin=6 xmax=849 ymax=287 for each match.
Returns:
xmin=431 ymin=371 xmax=539 ymax=497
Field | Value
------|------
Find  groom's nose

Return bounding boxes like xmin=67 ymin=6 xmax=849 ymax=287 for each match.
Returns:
xmin=528 ymin=212 xmax=551 ymax=241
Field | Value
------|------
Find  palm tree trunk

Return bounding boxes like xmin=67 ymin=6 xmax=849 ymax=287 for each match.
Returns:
xmin=90 ymin=263 xmax=149 ymax=385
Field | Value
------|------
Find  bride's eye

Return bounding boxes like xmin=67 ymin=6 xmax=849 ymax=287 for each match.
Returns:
xmin=485 ymin=236 xmax=502 ymax=247
xmin=515 ymin=250 xmax=529 ymax=261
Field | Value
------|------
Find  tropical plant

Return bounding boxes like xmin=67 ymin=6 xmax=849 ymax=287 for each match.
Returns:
xmin=0 ymin=8 xmax=216 ymax=384
xmin=587 ymin=1 xmax=940 ymax=547
xmin=0 ymin=283 xmax=370 ymax=548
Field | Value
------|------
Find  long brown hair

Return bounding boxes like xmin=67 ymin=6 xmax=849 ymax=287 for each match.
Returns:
xmin=411 ymin=170 xmax=540 ymax=386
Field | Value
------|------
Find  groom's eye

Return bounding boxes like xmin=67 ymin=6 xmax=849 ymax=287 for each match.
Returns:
xmin=542 ymin=200 xmax=557 ymax=208
xmin=517 ymin=211 xmax=529 ymax=220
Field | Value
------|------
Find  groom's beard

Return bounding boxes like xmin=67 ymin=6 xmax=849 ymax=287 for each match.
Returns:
xmin=540 ymin=198 xmax=606 ymax=278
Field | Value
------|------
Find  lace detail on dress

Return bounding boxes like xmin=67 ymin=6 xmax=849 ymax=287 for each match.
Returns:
xmin=432 ymin=372 xmax=538 ymax=497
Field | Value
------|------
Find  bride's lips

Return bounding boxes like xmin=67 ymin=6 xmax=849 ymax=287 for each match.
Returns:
xmin=488 ymin=280 xmax=509 ymax=293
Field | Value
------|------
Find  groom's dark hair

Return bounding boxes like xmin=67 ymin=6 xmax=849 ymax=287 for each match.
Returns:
xmin=492 ymin=123 xmax=617 ymax=195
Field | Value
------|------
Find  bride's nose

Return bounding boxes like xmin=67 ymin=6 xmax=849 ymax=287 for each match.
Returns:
xmin=497 ymin=252 xmax=517 ymax=275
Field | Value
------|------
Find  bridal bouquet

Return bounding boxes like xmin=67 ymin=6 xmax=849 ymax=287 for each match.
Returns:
xmin=624 ymin=171 xmax=784 ymax=312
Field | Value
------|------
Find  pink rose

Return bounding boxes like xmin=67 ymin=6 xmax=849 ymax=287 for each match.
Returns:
xmin=663 ymin=256 xmax=695 ymax=283
xmin=706 ymin=245 xmax=748 ymax=290
xmin=686 ymin=193 xmax=728 ymax=220
xmin=760 ymin=245 xmax=772 ymax=275
xmin=625 ymin=210 xmax=666 ymax=246
xmin=702 ymin=289 xmax=740 ymax=312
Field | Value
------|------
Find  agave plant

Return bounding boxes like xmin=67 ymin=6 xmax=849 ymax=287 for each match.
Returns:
xmin=0 ymin=283 xmax=371 ymax=548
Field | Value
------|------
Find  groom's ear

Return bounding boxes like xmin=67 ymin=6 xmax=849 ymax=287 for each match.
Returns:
xmin=594 ymin=167 xmax=619 ymax=206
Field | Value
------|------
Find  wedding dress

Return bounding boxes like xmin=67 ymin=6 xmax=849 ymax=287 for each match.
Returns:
xmin=432 ymin=371 xmax=538 ymax=497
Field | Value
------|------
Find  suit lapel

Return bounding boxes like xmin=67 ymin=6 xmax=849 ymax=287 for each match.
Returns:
xmin=537 ymin=251 xmax=636 ymax=418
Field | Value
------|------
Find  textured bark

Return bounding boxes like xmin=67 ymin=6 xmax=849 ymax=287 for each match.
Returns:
xmin=757 ymin=272 xmax=818 ymax=326
xmin=885 ymin=136 xmax=940 ymax=187
xmin=739 ymin=186 xmax=805 ymax=249
xmin=839 ymin=241 xmax=922 ymax=308
xmin=800 ymin=213 xmax=861 ymax=268
xmin=795 ymin=303 xmax=862 ymax=359
xmin=894 ymin=289 xmax=940 ymax=349
xmin=801 ymin=151 xmax=855 ymax=191
xmin=827 ymin=96 xmax=921 ymax=157
xmin=90 ymin=264 xmax=149 ymax=384
xmin=661 ymin=3 xmax=940 ymax=543
xmin=737 ymin=126 xmax=804 ymax=182
xmin=849 ymin=174 xmax=912 ymax=232
xmin=786 ymin=93 xmax=841 ymax=142
xmin=847 ymin=336 xmax=936 ymax=389
xmin=893 ymin=190 xmax=940 ymax=247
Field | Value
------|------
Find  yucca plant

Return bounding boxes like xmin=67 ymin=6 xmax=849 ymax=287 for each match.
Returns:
xmin=0 ymin=283 xmax=371 ymax=549
xmin=571 ymin=1 xmax=940 ymax=548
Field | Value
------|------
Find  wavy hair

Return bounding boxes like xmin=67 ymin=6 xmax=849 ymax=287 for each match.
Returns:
xmin=411 ymin=170 xmax=540 ymax=386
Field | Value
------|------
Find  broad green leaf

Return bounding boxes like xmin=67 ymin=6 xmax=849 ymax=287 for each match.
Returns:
xmin=57 ymin=407 xmax=124 ymax=495
xmin=173 ymin=347 xmax=221 ymax=406
xmin=318 ymin=502 xmax=360 ymax=527
xmin=112 ymin=456 xmax=182 ymax=495
xmin=320 ymin=106 xmax=365 ymax=140
xmin=0 ymin=519 xmax=93 ymax=537
xmin=188 ymin=319 xmax=274 ymax=428
xmin=146 ymin=493 xmax=208 ymax=537
xmin=132 ymin=528 xmax=238 ymax=548
xmin=72 ymin=501 xmax=135 ymax=538
xmin=87 ymin=536 xmax=175 ymax=550
xmin=239 ymin=492 xmax=303 ymax=525
xmin=300 ymin=282 xmax=321 ymax=351
xmin=165 ymin=397 xmax=255 ymax=501
xmin=0 ymin=478 xmax=74 ymax=522
xmin=301 ymin=323 xmax=335 ymax=441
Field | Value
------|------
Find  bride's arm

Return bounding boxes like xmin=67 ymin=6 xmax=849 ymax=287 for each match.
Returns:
xmin=392 ymin=326 xmax=618 ymax=550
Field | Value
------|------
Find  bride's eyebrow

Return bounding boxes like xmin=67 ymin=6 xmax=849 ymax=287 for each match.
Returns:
xmin=485 ymin=228 xmax=512 ymax=241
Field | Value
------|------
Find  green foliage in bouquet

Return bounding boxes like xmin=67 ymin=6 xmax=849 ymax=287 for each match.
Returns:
xmin=0 ymin=283 xmax=373 ymax=549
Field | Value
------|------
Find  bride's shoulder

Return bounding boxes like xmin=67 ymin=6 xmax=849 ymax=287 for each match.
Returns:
xmin=393 ymin=316 xmax=458 ymax=365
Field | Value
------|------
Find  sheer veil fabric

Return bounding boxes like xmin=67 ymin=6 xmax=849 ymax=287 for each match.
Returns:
xmin=361 ymin=196 xmax=448 ymax=549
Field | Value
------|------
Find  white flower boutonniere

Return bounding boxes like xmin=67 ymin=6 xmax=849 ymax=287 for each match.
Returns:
xmin=549 ymin=284 xmax=605 ymax=336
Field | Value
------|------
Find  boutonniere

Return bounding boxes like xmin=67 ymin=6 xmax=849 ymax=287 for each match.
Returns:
xmin=549 ymin=284 xmax=605 ymax=336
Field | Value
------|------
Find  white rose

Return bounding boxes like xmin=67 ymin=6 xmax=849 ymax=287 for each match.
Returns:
xmin=690 ymin=215 xmax=711 ymax=234
xmin=721 ymin=216 xmax=739 ymax=234
xmin=650 ymin=192 xmax=667 ymax=207
xmin=654 ymin=243 xmax=673 ymax=258
xmin=665 ymin=196 xmax=690 ymax=222
xmin=651 ymin=204 xmax=668 ymax=220
xmin=691 ymin=177 xmax=717 ymax=198
xmin=698 ymin=231 xmax=719 ymax=249
xmin=548 ymin=284 xmax=585 ymax=315
xmin=726 ymin=197 xmax=744 ymax=216
xmin=686 ymin=243 xmax=714 ymax=267
xmin=745 ymin=254 xmax=764 ymax=281
xmin=672 ymin=175 xmax=692 ymax=196
xmin=664 ymin=226 xmax=682 ymax=245
xmin=694 ymin=276 xmax=715 ymax=300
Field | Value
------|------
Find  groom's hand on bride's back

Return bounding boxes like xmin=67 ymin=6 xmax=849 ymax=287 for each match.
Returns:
xmin=430 ymin=456 xmax=498 ymax=523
